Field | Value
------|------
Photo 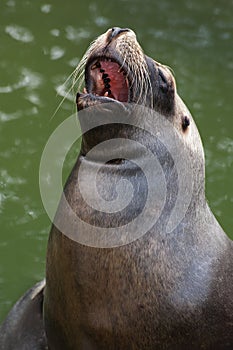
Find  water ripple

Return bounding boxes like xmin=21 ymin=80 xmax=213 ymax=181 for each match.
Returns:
xmin=0 ymin=170 xmax=26 ymax=186
xmin=50 ymin=46 xmax=65 ymax=60
xmin=41 ymin=4 xmax=52 ymax=14
xmin=0 ymin=111 xmax=21 ymax=122
xmin=5 ymin=25 xmax=34 ymax=43
xmin=65 ymin=26 xmax=91 ymax=43
xmin=0 ymin=68 xmax=43 ymax=94
xmin=217 ymin=138 xmax=233 ymax=154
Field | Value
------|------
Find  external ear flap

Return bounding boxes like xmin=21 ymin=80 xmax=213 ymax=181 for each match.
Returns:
xmin=182 ymin=115 xmax=190 ymax=131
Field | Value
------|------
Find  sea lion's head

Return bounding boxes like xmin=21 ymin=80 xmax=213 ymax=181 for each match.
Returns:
xmin=76 ymin=27 xmax=193 ymax=137
xmin=76 ymin=27 xmax=176 ymax=116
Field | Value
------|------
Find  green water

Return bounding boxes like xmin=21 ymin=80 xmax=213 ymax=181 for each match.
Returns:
xmin=0 ymin=0 xmax=232 ymax=322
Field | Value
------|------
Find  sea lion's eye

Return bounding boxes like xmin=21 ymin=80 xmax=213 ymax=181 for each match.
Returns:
xmin=158 ymin=68 xmax=168 ymax=93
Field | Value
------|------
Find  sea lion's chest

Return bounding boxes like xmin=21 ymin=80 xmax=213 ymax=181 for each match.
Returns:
xmin=46 ymin=227 xmax=225 ymax=350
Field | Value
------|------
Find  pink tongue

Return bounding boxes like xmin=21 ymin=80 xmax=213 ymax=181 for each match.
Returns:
xmin=101 ymin=61 xmax=128 ymax=102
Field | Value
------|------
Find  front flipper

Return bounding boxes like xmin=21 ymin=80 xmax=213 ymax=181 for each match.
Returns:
xmin=0 ymin=279 xmax=47 ymax=350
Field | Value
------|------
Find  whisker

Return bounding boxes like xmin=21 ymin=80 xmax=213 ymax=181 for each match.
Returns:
xmin=50 ymin=67 xmax=80 ymax=121
xmin=71 ymin=52 xmax=90 ymax=94
xmin=50 ymin=38 xmax=100 ymax=121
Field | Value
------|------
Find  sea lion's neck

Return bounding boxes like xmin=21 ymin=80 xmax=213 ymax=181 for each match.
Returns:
xmin=60 ymin=143 xmax=206 ymax=243
xmin=79 ymin=122 xmax=144 ymax=156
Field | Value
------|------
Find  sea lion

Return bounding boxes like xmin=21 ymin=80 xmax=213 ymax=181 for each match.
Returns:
xmin=1 ymin=27 xmax=233 ymax=350
xmin=0 ymin=280 xmax=47 ymax=350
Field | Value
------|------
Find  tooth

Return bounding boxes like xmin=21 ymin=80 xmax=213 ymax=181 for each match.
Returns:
xmin=83 ymin=87 xmax=87 ymax=93
xmin=104 ymin=91 xmax=109 ymax=96
xmin=91 ymin=61 xmax=101 ymax=70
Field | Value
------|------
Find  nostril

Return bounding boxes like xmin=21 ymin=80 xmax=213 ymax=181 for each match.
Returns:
xmin=109 ymin=27 xmax=130 ymax=40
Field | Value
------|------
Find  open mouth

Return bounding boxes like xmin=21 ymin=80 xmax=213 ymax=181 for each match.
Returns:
xmin=84 ymin=58 xmax=129 ymax=103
